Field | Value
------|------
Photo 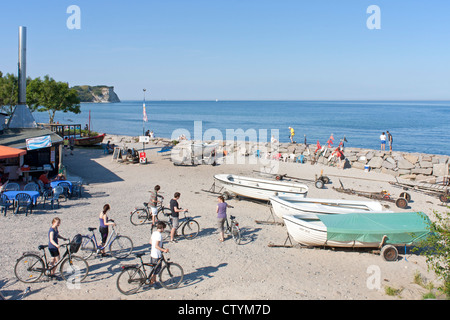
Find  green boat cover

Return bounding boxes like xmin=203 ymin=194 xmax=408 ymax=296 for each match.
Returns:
xmin=317 ymin=212 xmax=431 ymax=245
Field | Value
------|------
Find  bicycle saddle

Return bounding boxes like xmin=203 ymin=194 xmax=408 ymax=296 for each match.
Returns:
xmin=88 ymin=227 xmax=96 ymax=232
xmin=134 ymin=252 xmax=146 ymax=258
xmin=38 ymin=245 xmax=48 ymax=250
xmin=143 ymin=202 xmax=148 ymax=207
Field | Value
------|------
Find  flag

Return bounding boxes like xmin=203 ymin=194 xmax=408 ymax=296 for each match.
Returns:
xmin=143 ymin=103 xmax=148 ymax=122
xmin=26 ymin=135 xmax=52 ymax=150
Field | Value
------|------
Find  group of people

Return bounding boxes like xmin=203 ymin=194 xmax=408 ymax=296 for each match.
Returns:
xmin=44 ymin=184 xmax=233 ymax=283
xmin=380 ymin=131 xmax=393 ymax=151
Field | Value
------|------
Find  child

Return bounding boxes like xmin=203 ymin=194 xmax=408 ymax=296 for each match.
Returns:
xmin=48 ymin=217 xmax=67 ymax=276
xmin=216 ymin=196 xmax=233 ymax=242
xmin=150 ymin=221 xmax=169 ymax=285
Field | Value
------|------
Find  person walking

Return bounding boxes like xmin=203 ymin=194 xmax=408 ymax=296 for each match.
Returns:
xmin=149 ymin=185 xmax=163 ymax=225
xmin=149 ymin=221 xmax=169 ymax=285
xmin=69 ymin=136 xmax=75 ymax=155
xmin=289 ymin=127 xmax=295 ymax=143
xmin=380 ymin=132 xmax=386 ymax=151
xmin=386 ymin=131 xmax=393 ymax=151
xmin=48 ymin=217 xmax=68 ymax=277
xmin=99 ymin=204 xmax=115 ymax=255
xmin=216 ymin=196 xmax=233 ymax=242
xmin=169 ymin=192 xmax=188 ymax=242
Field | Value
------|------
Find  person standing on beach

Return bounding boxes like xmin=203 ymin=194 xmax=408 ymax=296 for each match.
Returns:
xmin=149 ymin=221 xmax=169 ymax=285
xmin=63 ymin=137 xmax=69 ymax=155
xmin=289 ymin=127 xmax=295 ymax=143
xmin=48 ymin=217 xmax=68 ymax=276
xmin=69 ymin=136 xmax=75 ymax=155
xmin=380 ymin=132 xmax=386 ymax=151
xmin=169 ymin=192 xmax=188 ymax=242
xmin=216 ymin=196 xmax=233 ymax=242
xmin=149 ymin=185 xmax=163 ymax=225
xmin=99 ymin=204 xmax=115 ymax=255
xmin=386 ymin=131 xmax=393 ymax=151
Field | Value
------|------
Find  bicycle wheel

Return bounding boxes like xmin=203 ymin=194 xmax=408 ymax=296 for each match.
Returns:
xmin=109 ymin=235 xmax=134 ymax=259
xmin=231 ymin=224 xmax=241 ymax=244
xmin=79 ymin=236 xmax=96 ymax=260
xmin=14 ymin=254 xmax=45 ymax=283
xmin=159 ymin=262 xmax=184 ymax=289
xmin=116 ymin=266 xmax=145 ymax=295
xmin=182 ymin=219 xmax=200 ymax=240
xmin=60 ymin=255 xmax=89 ymax=283
xmin=156 ymin=207 xmax=171 ymax=225
xmin=130 ymin=209 xmax=148 ymax=226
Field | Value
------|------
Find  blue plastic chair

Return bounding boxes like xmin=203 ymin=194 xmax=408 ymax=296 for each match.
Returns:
xmin=0 ymin=194 xmax=13 ymax=216
xmin=14 ymin=193 xmax=33 ymax=216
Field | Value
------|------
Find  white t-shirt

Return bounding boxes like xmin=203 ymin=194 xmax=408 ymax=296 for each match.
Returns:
xmin=151 ymin=231 xmax=163 ymax=259
xmin=380 ymin=134 xmax=386 ymax=141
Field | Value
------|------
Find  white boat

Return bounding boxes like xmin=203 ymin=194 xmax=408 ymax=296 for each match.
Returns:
xmin=282 ymin=212 xmax=430 ymax=249
xmin=214 ymin=174 xmax=308 ymax=201
xmin=270 ymin=195 xmax=386 ymax=220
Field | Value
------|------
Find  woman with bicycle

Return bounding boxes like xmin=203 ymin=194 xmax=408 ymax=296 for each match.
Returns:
xmin=48 ymin=217 xmax=68 ymax=276
xmin=99 ymin=204 xmax=115 ymax=256
xmin=216 ymin=196 xmax=233 ymax=242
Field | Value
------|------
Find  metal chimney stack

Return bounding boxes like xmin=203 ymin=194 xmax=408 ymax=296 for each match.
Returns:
xmin=18 ymin=26 xmax=27 ymax=105
xmin=7 ymin=26 xmax=37 ymax=128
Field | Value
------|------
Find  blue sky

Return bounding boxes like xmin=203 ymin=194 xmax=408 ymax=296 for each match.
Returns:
xmin=0 ymin=0 xmax=449 ymax=100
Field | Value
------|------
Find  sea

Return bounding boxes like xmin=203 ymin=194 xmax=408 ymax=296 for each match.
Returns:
xmin=32 ymin=100 xmax=450 ymax=156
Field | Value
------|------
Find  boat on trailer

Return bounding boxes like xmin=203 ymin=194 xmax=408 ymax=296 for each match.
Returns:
xmin=270 ymin=195 xmax=387 ymax=220
xmin=214 ymin=174 xmax=308 ymax=201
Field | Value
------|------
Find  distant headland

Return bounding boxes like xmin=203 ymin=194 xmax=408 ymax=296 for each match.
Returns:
xmin=71 ymin=85 xmax=121 ymax=103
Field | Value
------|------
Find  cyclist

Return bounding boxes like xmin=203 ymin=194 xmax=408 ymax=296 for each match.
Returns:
xmin=216 ymin=196 xmax=233 ymax=242
xmin=148 ymin=185 xmax=163 ymax=225
xmin=48 ymin=217 xmax=68 ymax=276
xmin=99 ymin=204 xmax=115 ymax=256
xmin=150 ymin=221 xmax=169 ymax=285
xmin=169 ymin=192 xmax=188 ymax=243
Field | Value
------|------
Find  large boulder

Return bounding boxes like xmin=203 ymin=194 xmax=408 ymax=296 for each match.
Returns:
xmin=367 ymin=156 xmax=384 ymax=169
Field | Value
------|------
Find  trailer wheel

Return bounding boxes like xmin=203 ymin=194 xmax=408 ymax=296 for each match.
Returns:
xmin=439 ymin=193 xmax=449 ymax=203
xmin=321 ymin=176 xmax=330 ymax=184
xmin=315 ymin=179 xmax=324 ymax=189
xmin=395 ymin=197 xmax=408 ymax=209
xmin=275 ymin=175 xmax=283 ymax=181
xmin=399 ymin=192 xmax=411 ymax=202
xmin=222 ymin=192 xmax=231 ymax=200
xmin=381 ymin=245 xmax=398 ymax=262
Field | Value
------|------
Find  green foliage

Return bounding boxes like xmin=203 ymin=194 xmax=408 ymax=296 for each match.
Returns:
xmin=413 ymin=209 xmax=450 ymax=298
xmin=71 ymin=85 xmax=111 ymax=102
xmin=0 ymin=71 xmax=81 ymax=123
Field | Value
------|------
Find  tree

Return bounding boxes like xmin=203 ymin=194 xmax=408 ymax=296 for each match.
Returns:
xmin=415 ymin=209 xmax=450 ymax=298
xmin=0 ymin=72 xmax=18 ymax=115
xmin=32 ymin=75 xmax=81 ymax=124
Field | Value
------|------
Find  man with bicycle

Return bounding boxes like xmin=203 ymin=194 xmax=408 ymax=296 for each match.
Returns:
xmin=169 ymin=192 xmax=188 ymax=243
xmin=149 ymin=185 xmax=163 ymax=225
xmin=150 ymin=221 xmax=169 ymax=285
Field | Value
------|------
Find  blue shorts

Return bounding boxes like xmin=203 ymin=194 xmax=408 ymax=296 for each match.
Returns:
xmin=381 ymin=141 xmax=386 ymax=144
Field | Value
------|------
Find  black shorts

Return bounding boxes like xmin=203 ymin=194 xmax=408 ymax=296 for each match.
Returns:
xmin=150 ymin=257 xmax=162 ymax=274
xmin=49 ymin=248 xmax=60 ymax=257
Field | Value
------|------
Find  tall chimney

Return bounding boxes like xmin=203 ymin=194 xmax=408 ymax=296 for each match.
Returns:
xmin=7 ymin=26 xmax=37 ymax=129
xmin=18 ymin=26 xmax=27 ymax=105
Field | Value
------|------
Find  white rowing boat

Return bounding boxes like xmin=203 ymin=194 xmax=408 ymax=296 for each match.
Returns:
xmin=270 ymin=195 xmax=386 ymax=220
xmin=214 ymin=174 xmax=308 ymax=201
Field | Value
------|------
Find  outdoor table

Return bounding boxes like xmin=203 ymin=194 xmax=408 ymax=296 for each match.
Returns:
xmin=3 ymin=191 xmax=40 ymax=205
xmin=50 ymin=180 xmax=73 ymax=193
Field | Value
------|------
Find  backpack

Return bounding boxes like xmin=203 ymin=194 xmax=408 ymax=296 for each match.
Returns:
xmin=70 ymin=234 xmax=83 ymax=253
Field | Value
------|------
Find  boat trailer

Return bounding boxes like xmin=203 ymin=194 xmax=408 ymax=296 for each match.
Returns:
xmin=389 ymin=178 xmax=450 ymax=204
xmin=332 ymin=179 xmax=410 ymax=209
xmin=252 ymin=170 xmax=331 ymax=189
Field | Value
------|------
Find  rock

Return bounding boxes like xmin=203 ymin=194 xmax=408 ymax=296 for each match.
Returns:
xmin=411 ymin=168 xmax=433 ymax=175
xmin=433 ymin=163 xmax=448 ymax=176
xmin=385 ymin=157 xmax=396 ymax=165
xmin=346 ymin=155 xmax=358 ymax=162
xmin=404 ymin=154 xmax=419 ymax=165
xmin=382 ymin=160 xmax=396 ymax=169
xmin=399 ymin=174 xmax=417 ymax=180
xmin=365 ymin=151 xmax=375 ymax=160
xmin=351 ymin=162 xmax=366 ymax=170
xmin=397 ymin=169 xmax=411 ymax=175
xmin=367 ymin=156 xmax=383 ymax=168
xmin=381 ymin=167 xmax=398 ymax=176
xmin=398 ymin=158 xmax=415 ymax=170
xmin=419 ymin=161 xmax=433 ymax=168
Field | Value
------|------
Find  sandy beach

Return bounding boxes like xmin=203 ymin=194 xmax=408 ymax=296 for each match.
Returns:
xmin=0 ymin=133 xmax=446 ymax=301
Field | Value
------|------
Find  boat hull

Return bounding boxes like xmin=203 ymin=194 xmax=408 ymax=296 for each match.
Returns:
xmin=75 ymin=134 xmax=105 ymax=146
xmin=270 ymin=195 xmax=385 ymax=220
xmin=214 ymin=174 xmax=308 ymax=201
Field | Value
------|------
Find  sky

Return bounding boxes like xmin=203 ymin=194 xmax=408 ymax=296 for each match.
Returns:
xmin=0 ymin=0 xmax=449 ymax=100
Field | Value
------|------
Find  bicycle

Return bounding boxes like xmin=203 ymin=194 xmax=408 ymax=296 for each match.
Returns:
xmin=78 ymin=219 xmax=134 ymax=260
xmin=225 ymin=213 xmax=241 ymax=244
xmin=151 ymin=210 xmax=200 ymax=241
xmin=116 ymin=252 xmax=183 ymax=295
xmin=14 ymin=236 xmax=89 ymax=284
xmin=130 ymin=198 xmax=171 ymax=226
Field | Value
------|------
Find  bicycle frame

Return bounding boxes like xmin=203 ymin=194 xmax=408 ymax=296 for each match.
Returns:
xmin=87 ymin=226 xmax=119 ymax=251
xmin=37 ymin=244 xmax=71 ymax=272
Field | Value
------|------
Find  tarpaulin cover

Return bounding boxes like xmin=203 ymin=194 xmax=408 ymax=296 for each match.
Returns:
xmin=317 ymin=212 xmax=431 ymax=245
xmin=0 ymin=145 xmax=27 ymax=159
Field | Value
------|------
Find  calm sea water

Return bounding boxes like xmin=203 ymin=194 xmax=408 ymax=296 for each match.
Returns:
xmin=32 ymin=100 xmax=450 ymax=156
